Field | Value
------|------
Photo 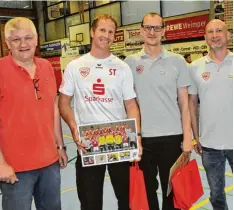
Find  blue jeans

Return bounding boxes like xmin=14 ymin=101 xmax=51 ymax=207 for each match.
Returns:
xmin=0 ymin=161 xmax=61 ymax=210
xmin=202 ymin=147 xmax=233 ymax=210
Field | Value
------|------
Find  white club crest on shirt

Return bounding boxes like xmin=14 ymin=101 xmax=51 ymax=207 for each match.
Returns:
xmin=202 ymin=72 xmax=211 ymax=81
xmin=136 ymin=65 xmax=144 ymax=74
xmin=79 ymin=67 xmax=90 ymax=77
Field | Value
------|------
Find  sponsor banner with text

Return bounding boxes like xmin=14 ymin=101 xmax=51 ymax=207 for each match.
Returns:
xmin=40 ymin=41 xmax=62 ymax=58
xmin=125 ymin=28 xmax=144 ymax=50
xmin=110 ymin=30 xmax=125 ymax=51
xmin=165 ymin=14 xmax=209 ymax=40
xmin=46 ymin=57 xmax=62 ymax=90
xmin=169 ymin=40 xmax=208 ymax=61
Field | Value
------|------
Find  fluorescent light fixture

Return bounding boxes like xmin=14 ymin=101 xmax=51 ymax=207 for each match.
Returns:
xmin=23 ymin=5 xmax=29 ymax=8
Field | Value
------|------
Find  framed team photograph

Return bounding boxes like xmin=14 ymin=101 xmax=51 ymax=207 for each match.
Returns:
xmin=78 ymin=118 xmax=139 ymax=167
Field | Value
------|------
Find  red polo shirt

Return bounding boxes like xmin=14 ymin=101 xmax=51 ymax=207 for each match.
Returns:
xmin=0 ymin=54 xmax=58 ymax=172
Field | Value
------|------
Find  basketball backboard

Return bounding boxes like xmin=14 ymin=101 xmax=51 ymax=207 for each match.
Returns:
xmin=69 ymin=23 xmax=90 ymax=48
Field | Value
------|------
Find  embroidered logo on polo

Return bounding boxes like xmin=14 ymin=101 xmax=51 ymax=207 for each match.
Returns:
xmin=79 ymin=67 xmax=90 ymax=77
xmin=202 ymin=72 xmax=211 ymax=81
xmin=160 ymin=71 xmax=166 ymax=75
xmin=136 ymin=65 xmax=144 ymax=74
xmin=228 ymin=74 xmax=233 ymax=78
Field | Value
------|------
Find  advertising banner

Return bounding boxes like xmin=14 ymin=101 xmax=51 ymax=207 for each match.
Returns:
xmin=125 ymin=28 xmax=144 ymax=50
xmin=46 ymin=57 xmax=62 ymax=90
xmin=61 ymin=38 xmax=79 ymax=58
xmin=170 ymin=40 xmax=208 ymax=61
xmin=165 ymin=14 xmax=209 ymax=40
xmin=78 ymin=119 xmax=139 ymax=167
xmin=40 ymin=41 xmax=62 ymax=58
xmin=110 ymin=30 xmax=125 ymax=51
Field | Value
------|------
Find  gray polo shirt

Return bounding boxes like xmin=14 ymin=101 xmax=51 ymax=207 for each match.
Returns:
xmin=189 ymin=52 xmax=233 ymax=149
xmin=125 ymin=47 xmax=191 ymax=137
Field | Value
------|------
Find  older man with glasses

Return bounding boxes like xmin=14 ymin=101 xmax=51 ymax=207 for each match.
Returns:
xmin=0 ymin=17 xmax=67 ymax=210
xmin=125 ymin=12 xmax=193 ymax=210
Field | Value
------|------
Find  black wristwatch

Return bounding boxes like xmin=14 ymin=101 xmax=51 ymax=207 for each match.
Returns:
xmin=137 ymin=132 xmax=142 ymax=137
xmin=57 ymin=145 xmax=67 ymax=151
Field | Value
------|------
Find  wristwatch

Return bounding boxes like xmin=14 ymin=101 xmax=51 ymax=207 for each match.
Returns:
xmin=137 ymin=132 xmax=142 ymax=137
xmin=57 ymin=145 xmax=67 ymax=151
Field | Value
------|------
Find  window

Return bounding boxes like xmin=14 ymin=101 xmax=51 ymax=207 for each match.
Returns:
xmin=46 ymin=1 xmax=62 ymax=6
xmin=91 ymin=2 xmax=121 ymax=26
xmin=95 ymin=0 xmax=115 ymax=7
xmin=45 ymin=19 xmax=65 ymax=41
xmin=0 ymin=1 xmax=33 ymax=9
xmin=66 ymin=11 xmax=90 ymax=37
xmin=66 ymin=1 xmax=89 ymax=15
xmin=47 ymin=2 xmax=65 ymax=21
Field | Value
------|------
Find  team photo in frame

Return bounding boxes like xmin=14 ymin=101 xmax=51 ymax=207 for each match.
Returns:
xmin=78 ymin=119 xmax=139 ymax=167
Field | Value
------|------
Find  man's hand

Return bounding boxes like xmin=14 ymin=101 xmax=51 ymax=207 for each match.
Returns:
xmin=58 ymin=149 xmax=68 ymax=169
xmin=0 ymin=163 xmax=18 ymax=184
xmin=71 ymin=128 xmax=87 ymax=152
xmin=193 ymin=139 xmax=202 ymax=155
xmin=182 ymin=139 xmax=193 ymax=153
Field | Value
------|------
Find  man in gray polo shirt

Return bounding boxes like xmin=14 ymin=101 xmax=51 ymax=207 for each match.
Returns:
xmin=125 ymin=12 xmax=193 ymax=210
xmin=189 ymin=19 xmax=233 ymax=210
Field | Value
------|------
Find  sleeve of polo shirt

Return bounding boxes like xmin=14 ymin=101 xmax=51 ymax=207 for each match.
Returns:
xmin=188 ymin=64 xmax=198 ymax=95
xmin=124 ymin=56 xmax=133 ymax=68
xmin=122 ymin=64 xmax=136 ymax=100
xmin=177 ymin=56 xmax=191 ymax=88
xmin=59 ymin=62 xmax=75 ymax=96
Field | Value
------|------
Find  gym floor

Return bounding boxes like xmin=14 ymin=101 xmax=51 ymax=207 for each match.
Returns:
xmin=0 ymin=121 xmax=233 ymax=210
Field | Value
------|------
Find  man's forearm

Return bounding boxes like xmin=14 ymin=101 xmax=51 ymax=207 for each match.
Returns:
xmin=0 ymin=148 xmax=7 ymax=165
xmin=54 ymin=101 xmax=64 ymax=146
xmin=189 ymin=98 xmax=199 ymax=140
xmin=58 ymin=98 xmax=77 ymax=133
xmin=180 ymin=106 xmax=192 ymax=142
xmin=125 ymin=99 xmax=141 ymax=134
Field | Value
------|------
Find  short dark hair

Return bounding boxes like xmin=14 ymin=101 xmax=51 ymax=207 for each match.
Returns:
xmin=184 ymin=53 xmax=191 ymax=59
xmin=91 ymin=14 xmax=118 ymax=32
xmin=141 ymin=12 xmax=165 ymax=28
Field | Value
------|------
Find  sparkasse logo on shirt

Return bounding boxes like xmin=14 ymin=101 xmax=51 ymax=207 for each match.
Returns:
xmin=84 ymin=78 xmax=114 ymax=103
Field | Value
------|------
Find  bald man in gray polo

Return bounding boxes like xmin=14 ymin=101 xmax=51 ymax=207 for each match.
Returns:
xmin=189 ymin=19 xmax=233 ymax=210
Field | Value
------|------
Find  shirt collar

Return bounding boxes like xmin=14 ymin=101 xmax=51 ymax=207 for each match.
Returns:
xmin=139 ymin=46 xmax=168 ymax=60
xmin=7 ymin=53 xmax=38 ymax=69
xmin=205 ymin=50 xmax=233 ymax=63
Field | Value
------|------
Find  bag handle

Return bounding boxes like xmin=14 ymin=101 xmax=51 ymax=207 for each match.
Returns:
xmin=180 ymin=153 xmax=190 ymax=168
xmin=132 ymin=161 xmax=139 ymax=170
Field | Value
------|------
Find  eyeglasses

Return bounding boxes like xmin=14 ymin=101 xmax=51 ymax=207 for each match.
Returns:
xmin=8 ymin=36 xmax=35 ymax=46
xmin=33 ymin=79 xmax=42 ymax=100
xmin=142 ymin=25 xmax=164 ymax=32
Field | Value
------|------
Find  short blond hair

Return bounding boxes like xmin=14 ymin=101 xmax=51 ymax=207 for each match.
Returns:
xmin=91 ymin=14 xmax=117 ymax=32
xmin=5 ymin=17 xmax=37 ymax=39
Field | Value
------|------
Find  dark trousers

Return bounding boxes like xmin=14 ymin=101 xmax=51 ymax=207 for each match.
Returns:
xmin=76 ymin=152 xmax=130 ymax=210
xmin=139 ymin=134 xmax=183 ymax=210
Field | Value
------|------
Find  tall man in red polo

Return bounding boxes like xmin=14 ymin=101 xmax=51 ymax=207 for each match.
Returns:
xmin=0 ymin=17 xmax=67 ymax=210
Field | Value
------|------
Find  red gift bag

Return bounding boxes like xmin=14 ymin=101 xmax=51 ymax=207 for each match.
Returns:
xmin=171 ymin=159 xmax=204 ymax=210
xmin=129 ymin=163 xmax=149 ymax=210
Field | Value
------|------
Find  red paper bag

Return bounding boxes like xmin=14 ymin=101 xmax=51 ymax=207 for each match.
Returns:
xmin=129 ymin=163 xmax=149 ymax=210
xmin=171 ymin=159 xmax=203 ymax=210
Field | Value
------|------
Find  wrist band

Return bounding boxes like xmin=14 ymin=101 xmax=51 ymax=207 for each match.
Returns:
xmin=57 ymin=145 xmax=67 ymax=150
